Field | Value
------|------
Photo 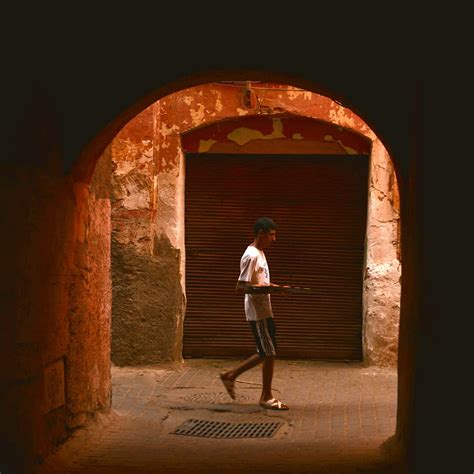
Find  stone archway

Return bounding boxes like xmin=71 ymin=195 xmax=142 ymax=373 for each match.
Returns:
xmin=5 ymin=67 xmax=428 ymax=473
xmin=109 ymin=81 xmax=400 ymax=367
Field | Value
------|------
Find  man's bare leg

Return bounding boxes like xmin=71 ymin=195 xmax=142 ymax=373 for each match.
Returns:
xmin=260 ymin=356 xmax=289 ymax=409
xmin=221 ymin=354 xmax=275 ymax=401
xmin=220 ymin=354 xmax=262 ymax=399
xmin=221 ymin=353 xmax=262 ymax=383
xmin=260 ymin=355 xmax=275 ymax=402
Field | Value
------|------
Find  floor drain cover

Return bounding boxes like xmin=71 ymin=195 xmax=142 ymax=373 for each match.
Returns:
xmin=171 ymin=419 xmax=282 ymax=438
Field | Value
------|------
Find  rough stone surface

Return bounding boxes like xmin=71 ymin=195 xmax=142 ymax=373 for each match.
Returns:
xmin=363 ymin=262 xmax=401 ymax=367
xmin=111 ymin=234 xmax=183 ymax=365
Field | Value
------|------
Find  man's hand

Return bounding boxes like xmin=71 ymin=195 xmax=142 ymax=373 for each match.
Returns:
xmin=249 ymin=283 xmax=293 ymax=294
xmin=246 ymin=284 xmax=272 ymax=294
xmin=236 ymin=281 xmax=295 ymax=294
xmin=268 ymin=283 xmax=292 ymax=294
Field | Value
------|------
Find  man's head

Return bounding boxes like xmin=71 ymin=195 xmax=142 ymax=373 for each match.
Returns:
xmin=254 ymin=217 xmax=277 ymax=236
xmin=253 ymin=217 xmax=277 ymax=249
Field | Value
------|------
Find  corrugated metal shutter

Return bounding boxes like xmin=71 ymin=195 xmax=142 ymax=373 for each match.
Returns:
xmin=183 ymin=154 xmax=368 ymax=361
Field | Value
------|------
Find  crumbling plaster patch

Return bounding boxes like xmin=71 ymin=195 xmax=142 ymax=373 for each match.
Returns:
xmin=120 ymin=175 xmax=152 ymax=210
xmin=113 ymin=139 xmax=153 ymax=172
xmin=327 ymin=106 xmax=373 ymax=138
xmin=190 ymin=103 xmax=206 ymax=126
xmin=286 ymin=89 xmax=313 ymax=101
xmin=155 ymin=173 xmax=181 ymax=250
xmin=227 ymin=118 xmax=285 ymax=145
xmin=213 ymin=91 xmax=223 ymax=112
xmin=324 ymin=134 xmax=358 ymax=154
xmin=198 ymin=139 xmax=218 ymax=152
xmin=159 ymin=123 xmax=180 ymax=138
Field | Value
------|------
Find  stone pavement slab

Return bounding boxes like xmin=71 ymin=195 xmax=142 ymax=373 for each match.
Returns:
xmin=39 ymin=359 xmax=402 ymax=473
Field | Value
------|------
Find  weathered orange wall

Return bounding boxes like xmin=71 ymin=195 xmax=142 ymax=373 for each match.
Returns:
xmin=155 ymin=82 xmax=374 ymax=173
xmin=110 ymin=82 xmax=400 ymax=367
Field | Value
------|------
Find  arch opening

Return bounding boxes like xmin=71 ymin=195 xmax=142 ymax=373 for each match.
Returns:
xmin=5 ymin=70 xmax=413 ymax=473
xmin=106 ymin=81 xmax=401 ymax=369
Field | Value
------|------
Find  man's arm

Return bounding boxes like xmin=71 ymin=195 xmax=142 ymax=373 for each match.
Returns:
xmin=235 ymin=280 xmax=271 ymax=294
xmin=235 ymin=281 xmax=290 ymax=294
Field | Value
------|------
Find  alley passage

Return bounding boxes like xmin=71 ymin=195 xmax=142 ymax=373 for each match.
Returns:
xmin=40 ymin=359 xmax=399 ymax=473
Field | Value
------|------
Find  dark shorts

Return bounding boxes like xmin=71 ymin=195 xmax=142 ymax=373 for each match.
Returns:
xmin=249 ymin=318 xmax=277 ymax=357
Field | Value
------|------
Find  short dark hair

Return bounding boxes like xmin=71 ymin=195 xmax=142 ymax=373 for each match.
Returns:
xmin=253 ymin=217 xmax=277 ymax=236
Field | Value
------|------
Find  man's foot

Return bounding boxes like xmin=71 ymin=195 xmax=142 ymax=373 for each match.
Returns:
xmin=259 ymin=398 xmax=289 ymax=410
xmin=219 ymin=373 xmax=236 ymax=400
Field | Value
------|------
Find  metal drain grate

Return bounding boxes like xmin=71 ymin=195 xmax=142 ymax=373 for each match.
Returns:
xmin=171 ymin=419 xmax=282 ymax=438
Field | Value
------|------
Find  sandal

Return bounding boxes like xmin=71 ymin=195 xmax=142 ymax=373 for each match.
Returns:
xmin=219 ymin=374 xmax=236 ymax=400
xmin=259 ymin=398 xmax=289 ymax=410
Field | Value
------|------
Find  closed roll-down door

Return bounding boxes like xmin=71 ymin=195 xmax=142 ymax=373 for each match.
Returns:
xmin=184 ymin=154 xmax=368 ymax=360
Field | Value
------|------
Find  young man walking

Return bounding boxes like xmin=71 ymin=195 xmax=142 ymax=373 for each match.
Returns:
xmin=220 ymin=217 xmax=290 ymax=410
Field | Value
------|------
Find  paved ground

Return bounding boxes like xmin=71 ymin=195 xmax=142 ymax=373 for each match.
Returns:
xmin=39 ymin=358 xmax=403 ymax=473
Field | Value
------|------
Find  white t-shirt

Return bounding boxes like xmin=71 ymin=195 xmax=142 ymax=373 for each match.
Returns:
xmin=238 ymin=245 xmax=274 ymax=321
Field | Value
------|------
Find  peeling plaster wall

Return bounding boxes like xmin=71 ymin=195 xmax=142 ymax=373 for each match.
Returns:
xmin=111 ymin=105 xmax=182 ymax=365
xmin=111 ymin=83 xmax=401 ymax=366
